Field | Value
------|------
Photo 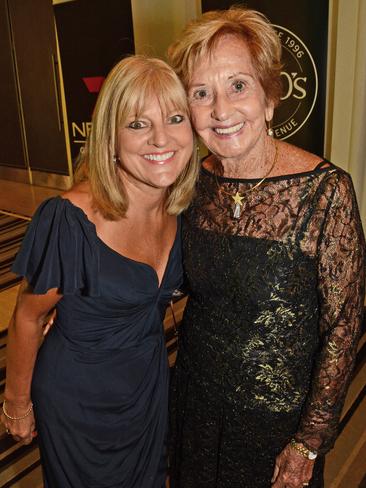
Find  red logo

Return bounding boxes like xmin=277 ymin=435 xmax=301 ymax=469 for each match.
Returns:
xmin=82 ymin=76 xmax=105 ymax=93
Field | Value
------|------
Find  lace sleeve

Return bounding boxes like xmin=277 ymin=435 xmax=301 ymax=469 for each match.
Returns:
xmin=295 ymin=172 xmax=365 ymax=455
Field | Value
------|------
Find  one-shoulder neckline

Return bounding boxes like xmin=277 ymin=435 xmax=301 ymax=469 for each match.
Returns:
xmin=53 ymin=196 xmax=179 ymax=289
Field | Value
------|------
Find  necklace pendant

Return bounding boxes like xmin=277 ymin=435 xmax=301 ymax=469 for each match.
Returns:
xmin=231 ymin=191 xmax=245 ymax=219
xmin=231 ymin=191 xmax=244 ymax=219
xmin=233 ymin=202 xmax=242 ymax=219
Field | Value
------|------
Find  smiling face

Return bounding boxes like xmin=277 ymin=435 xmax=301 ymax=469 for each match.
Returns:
xmin=117 ymin=96 xmax=193 ymax=193
xmin=188 ymin=35 xmax=274 ymax=163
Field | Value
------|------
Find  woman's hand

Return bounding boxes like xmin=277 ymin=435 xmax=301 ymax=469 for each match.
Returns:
xmin=271 ymin=443 xmax=314 ymax=488
xmin=1 ymin=400 xmax=37 ymax=445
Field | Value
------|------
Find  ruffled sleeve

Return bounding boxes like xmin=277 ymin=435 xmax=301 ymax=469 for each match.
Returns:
xmin=12 ymin=197 xmax=100 ymax=296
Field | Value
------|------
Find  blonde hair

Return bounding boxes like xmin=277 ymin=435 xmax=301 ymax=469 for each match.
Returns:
xmin=74 ymin=55 xmax=199 ymax=219
xmin=168 ymin=6 xmax=282 ymax=106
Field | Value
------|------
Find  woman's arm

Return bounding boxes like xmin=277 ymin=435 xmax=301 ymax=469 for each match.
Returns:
xmin=272 ymin=172 xmax=365 ymax=487
xmin=295 ymin=172 xmax=365 ymax=453
xmin=1 ymin=281 xmax=62 ymax=443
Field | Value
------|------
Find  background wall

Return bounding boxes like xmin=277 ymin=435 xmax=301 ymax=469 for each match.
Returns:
xmin=326 ymin=0 xmax=366 ymax=225
xmin=1 ymin=0 xmax=364 ymax=225
xmin=131 ymin=0 xmax=201 ymax=59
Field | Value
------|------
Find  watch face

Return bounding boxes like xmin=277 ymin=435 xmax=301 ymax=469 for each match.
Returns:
xmin=308 ymin=451 xmax=317 ymax=460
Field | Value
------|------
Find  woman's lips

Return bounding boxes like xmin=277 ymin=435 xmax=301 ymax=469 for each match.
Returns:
xmin=143 ymin=151 xmax=175 ymax=163
xmin=213 ymin=122 xmax=244 ymax=135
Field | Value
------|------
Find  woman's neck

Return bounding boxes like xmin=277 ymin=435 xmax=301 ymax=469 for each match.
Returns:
xmin=210 ymin=135 xmax=277 ymax=179
xmin=120 ymin=173 xmax=168 ymax=220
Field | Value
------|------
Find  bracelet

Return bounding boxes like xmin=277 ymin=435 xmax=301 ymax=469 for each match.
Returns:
xmin=2 ymin=399 xmax=33 ymax=420
xmin=290 ymin=439 xmax=317 ymax=460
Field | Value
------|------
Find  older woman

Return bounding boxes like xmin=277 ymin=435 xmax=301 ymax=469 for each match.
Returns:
xmin=1 ymin=55 xmax=198 ymax=488
xmin=168 ymin=7 xmax=365 ymax=488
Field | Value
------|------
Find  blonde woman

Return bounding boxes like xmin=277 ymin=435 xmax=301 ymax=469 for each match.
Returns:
xmin=1 ymin=55 xmax=198 ymax=488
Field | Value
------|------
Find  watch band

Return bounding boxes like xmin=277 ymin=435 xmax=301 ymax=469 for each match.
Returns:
xmin=290 ymin=439 xmax=318 ymax=460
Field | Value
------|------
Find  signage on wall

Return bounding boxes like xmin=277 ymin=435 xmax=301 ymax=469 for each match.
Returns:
xmin=201 ymin=0 xmax=328 ymax=155
xmin=272 ymin=25 xmax=318 ymax=140
xmin=70 ymin=77 xmax=105 ymax=148
xmin=54 ymin=0 xmax=135 ymax=162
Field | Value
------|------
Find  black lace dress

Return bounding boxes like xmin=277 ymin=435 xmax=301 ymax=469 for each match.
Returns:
xmin=169 ymin=162 xmax=365 ymax=488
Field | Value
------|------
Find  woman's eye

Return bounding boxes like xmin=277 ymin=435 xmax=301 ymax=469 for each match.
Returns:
xmin=193 ymin=89 xmax=208 ymax=100
xmin=233 ymin=80 xmax=246 ymax=92
xmin=169 ymin=114 xmax=184 ymax=124
xmin=128 ymin=120 xmax=146 ymax=130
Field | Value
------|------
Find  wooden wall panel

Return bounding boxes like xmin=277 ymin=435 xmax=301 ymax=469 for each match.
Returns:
xmin=8 ymin=0 xmax=69 ymax=174
xmin=0 ymin=0 xmax=26 ymax=169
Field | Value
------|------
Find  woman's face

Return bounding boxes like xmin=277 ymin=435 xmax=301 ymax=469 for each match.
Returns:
xmin=188 ymin=35 xmax=274 ymax=162
xmin=117 ymin=96 xmax=193 ymax=192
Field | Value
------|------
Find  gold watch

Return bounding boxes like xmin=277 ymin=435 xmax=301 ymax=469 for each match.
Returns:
xmin=290 ymin=439 xmax=318 ymax=460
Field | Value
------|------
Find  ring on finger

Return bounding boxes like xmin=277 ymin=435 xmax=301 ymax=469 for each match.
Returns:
xmin=303 ymin=484 xmax=309 ymax=487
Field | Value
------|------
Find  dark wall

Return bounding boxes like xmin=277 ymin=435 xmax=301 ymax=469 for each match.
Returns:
xmin=0 ymin=0 xmax=26 ymax=169
xmin=54 ymin=0 xmax=135 ymax=161
xmin=0 ymin=0 xmax=135 ymax=176
xmin=8 ymin=0 xmax=69 ymax=174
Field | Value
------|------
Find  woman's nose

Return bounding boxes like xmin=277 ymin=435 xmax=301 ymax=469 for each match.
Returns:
xmin=211 ymin=94 xmax=233 ymax=121
xmin=148 ymin=125 xmax=168 ymax=147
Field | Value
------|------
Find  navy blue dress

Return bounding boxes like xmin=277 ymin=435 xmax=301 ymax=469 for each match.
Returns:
xmin=12 ymin=196 xmax=182 ymax=488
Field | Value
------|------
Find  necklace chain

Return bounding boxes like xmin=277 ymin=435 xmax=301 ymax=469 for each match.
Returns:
xmin=215 ymin=141 xmax=278 ymax=219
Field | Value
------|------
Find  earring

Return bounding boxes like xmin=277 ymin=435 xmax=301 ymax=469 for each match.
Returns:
xmin=113 ymin=155 xmax=120 ymax=164
xmin=266 ymin=121 xmax=274 ymax=137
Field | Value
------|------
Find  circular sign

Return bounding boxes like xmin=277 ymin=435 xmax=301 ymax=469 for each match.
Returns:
xmin=272 ymin=25 xmax=318 ymax=140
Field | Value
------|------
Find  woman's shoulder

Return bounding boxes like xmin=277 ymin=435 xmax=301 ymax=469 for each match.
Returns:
xmin=28 ymin=182 xmax=96 ymax=230
xmin=62 ymin=182 xmax=109 ymax=229
xmin=275 ymin=140 xmax=325 ymax=175
xmin=61 ymin=182 xmax=94 ymax=218
xmin=276 ymin=141 xmax=355 ymax=190
xmin=12 ymin=182 xmax=100 ymax=295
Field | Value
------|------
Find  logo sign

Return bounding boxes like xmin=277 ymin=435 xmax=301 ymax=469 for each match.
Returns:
xmin=54 ymin=0 xmax=134 ymax=161
xmin=69 ymin=77 xmax=105 ymax=149
xmin=272 ymin=25 xmax=318 ymax=140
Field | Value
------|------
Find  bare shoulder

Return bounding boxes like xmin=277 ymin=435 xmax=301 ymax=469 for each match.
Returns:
xmin=275 ymin=140 xmax=326 ymax=175
xmin=61 ymin=182 xmax=97 ymax=222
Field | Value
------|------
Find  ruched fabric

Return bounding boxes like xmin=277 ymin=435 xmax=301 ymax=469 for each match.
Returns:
xmin=12 ymin=197 xmax=182 ymax=488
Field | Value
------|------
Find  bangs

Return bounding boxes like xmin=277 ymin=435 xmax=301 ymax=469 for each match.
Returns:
xmin=118 ymin=67 xmax=189 ymax=127
xmin=81 ymin=54 xmax=198 ymax=220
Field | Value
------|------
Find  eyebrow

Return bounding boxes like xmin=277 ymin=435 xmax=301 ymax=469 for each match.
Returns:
xmin=228 ymin=72 xmax=254 ymax=80
xmin=188 ymin=83 xmax=207 ymax=89
xmin=189 ymin=71 xmax=255 ymax=88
